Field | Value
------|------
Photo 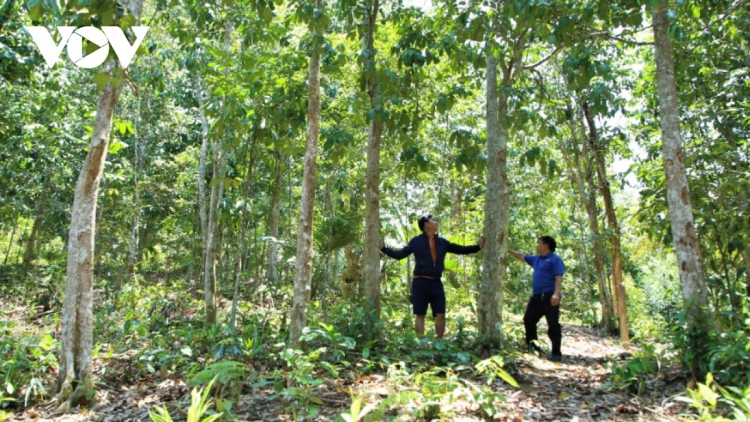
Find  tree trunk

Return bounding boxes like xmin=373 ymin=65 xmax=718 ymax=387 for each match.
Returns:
xmin=195 ymin=74 xmax=209 ymax=288
xmin=203 ymin=22 xmax=233 ymax=325
xmin=22 ymin=176 xmax=48 ymax=275
xmin=56 ymin=0 xmax=146 ymax=397
xmin=266 ymin=154 xmax=284 ymax=284
xmin=561 ymin=110 xmax=616 ymax=333
xmin=289 ymin=7 xmax=323 ymax=349
xmin=582 ymin=101 xmax=629 ymax=346
xmin=342 ymin=246 xmax=359 ymax=299
xmin=204 ymin=150 xmax=225 ymax=324
xmin=576 ymin=218 xmax=599 ymax=324
xmin=362 ymin=0 xmax=383 ymax=334
xmin=127 ymin=117 xmax=145 ymax=281
xmin=652 ymin=1 xmax=709 ymax=335
xmin=115 ymin=99 xmax=144 ymax=291
xmin=478 ymin=51 xmax=511 ymax=347
xmin=3 ymin=219 xmax=17 ymax=266
xmin=229 ymin=204 xmax=246 ymax=332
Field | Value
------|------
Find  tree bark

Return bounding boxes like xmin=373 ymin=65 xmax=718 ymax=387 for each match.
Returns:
xmin=266 ymin=154 xmax=284 ymax=284
xmin=289 ymin=3 xmax=323 ymax=349
xmin=652 ymin=1 xmax=709 ymax=333
xmin=362 ymin=0 xmax=383 ymax=334
xmin=478 ymin=50 xmax=510 ymax=347
xmin=582 ymin=101 xmax=629 ymax=346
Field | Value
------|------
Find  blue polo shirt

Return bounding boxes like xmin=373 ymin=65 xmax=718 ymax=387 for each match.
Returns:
xmin=524 ymin=252 xmax=565 ymax=295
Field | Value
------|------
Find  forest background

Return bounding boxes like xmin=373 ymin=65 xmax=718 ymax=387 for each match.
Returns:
xmin=0 ymin=0 xmax=749 ymax=419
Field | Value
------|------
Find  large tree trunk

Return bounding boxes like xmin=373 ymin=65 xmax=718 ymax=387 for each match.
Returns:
xmin=559 ymin=121 xmax=615 ymax=333
xmin=57 ymin=0 xmax=143 ymax=399
xmin=362 ymin=0 xmax=383 ymax=334
xmin=478 ymin=51 xmax=510 ymax=347
xmin=266 ymin=154 xmax=284 ymax=284
xmin=652 ymin=1 xmax=709 ymax=335
xmin=289 ymin=6 xmax=323 ymax=349
xmin=582 ymin=101 xmax=629 ymax=346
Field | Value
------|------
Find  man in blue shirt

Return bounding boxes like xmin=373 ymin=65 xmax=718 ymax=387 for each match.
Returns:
xmin=380 ymin=214 xmax=485 ymax=339
xmin=508 ymin=236 xmax=565 ymax=362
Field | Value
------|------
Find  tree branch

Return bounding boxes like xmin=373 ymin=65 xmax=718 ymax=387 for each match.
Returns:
xmin=524 ymin=30 xmax=654 ymax=71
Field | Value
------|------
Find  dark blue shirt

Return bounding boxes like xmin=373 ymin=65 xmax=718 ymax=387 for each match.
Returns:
xmin=381 ymin=234 xmax=481 ymax=280
xmin=524 ymin=252 xmax=565 ymax=295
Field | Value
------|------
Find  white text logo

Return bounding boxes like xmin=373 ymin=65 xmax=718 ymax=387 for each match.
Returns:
xmin=24 ymin=26 xmax=149 ymax=69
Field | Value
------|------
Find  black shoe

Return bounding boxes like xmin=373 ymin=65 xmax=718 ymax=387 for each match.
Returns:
xmin=529 ymin=344 xmax=545 ymax=356
xmin=548 ymin=354 xmax=562 ymax=362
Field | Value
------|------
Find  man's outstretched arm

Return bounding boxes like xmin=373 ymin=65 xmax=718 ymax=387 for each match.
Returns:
xmin=380 ymin=238 xmax=414 ymax=260
xmin=507 ymin=249 xmax=526 ymax=262
xmin=446 ymin=236 xmax=485 ymax=254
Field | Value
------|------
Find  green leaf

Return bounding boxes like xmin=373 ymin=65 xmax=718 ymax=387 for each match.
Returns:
xmin=93 ymin=73 xmax=111 ymax=91
xmin=120 ymin=13 xmax=136 ymax=29
xmin=108 ymin=140 xmax=128 ymax=154
xmin=28 ymin=2 xmax=43 ymax=20
xmin=497 ymin=368 xmax=519 ymax=388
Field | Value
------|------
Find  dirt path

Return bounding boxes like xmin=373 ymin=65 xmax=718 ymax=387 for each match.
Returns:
xmin=499 ymin=323 xmax=690 ymax=421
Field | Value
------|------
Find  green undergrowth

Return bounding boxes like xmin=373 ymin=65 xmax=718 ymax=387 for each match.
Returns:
xmin=5 ymin=280 xmax=747 ymax=420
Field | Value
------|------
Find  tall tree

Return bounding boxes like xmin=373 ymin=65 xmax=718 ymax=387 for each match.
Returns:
xmin=478 ymin=46 xmax=510 ymax=346
xmin=651 ymin=0 xmax=708 ymax=331
xmin=289 ymin=0 xmax=326 ymax=349
xmin=558 ymin=107 xmax=615 ymax=333
xmin=203 ymin=23 xmax=232 ymax=324
xmin=57 ymin=0 xmax=144 ymax=408
xmin=582 ymin=100 xmax=629 ymax=345
xmin=361 ymin=0 xmax=384 ymax=333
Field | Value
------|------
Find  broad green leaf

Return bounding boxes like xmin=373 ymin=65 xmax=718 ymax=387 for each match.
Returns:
xmin=93 ymin=73 xmax=111 ymax=91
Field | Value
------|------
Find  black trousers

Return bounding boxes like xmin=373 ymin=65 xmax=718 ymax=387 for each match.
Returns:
xmin=523 ymin=292 xmax=562 ymax=356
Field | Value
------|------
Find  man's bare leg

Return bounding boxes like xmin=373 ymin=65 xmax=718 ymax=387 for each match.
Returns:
xmin=415 ymin=314 xmax=426 ymax=335
xmin=435 ymin=313 xmax=446 ymax=339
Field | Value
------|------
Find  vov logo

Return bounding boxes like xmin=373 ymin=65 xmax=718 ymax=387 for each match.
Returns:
xmin=24 ymin=26 xmax=149 ymax=69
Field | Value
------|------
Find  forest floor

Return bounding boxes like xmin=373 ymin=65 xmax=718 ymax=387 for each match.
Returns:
xmin=3 ymin=298 xmax=695 ymax=422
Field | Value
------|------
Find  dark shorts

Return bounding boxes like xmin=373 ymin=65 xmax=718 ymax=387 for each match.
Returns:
xmin=410 ymin=278 xmax=446 ymax=316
